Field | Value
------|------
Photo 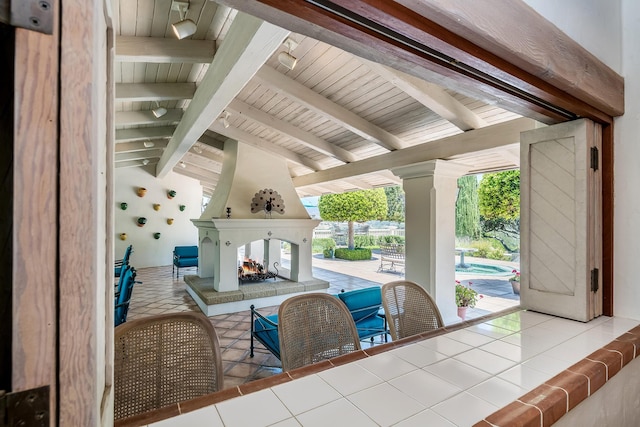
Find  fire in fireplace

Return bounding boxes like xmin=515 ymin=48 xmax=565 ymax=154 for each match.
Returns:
xmin=238 ymin=258 xmax=279 ymax=283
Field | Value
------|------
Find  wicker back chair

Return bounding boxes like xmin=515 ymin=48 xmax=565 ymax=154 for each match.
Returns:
xmin=278 ymin=293 xmax=361 ymax=371
xmin=114 ymin=312 xmax=223 ymax=421
xmin=381 ymin=280 xmax=444 ymax=340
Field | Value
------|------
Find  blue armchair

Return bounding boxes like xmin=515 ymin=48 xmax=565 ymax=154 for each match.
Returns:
xmin=173 ymin=245 xmax=198 ymax=278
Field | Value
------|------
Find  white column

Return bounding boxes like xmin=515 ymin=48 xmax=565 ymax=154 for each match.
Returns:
xmin=393 ymin=160 xmax=469 ymax=325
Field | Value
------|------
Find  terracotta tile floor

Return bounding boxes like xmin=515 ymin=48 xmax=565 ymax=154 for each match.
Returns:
xmin=125 ymin=253 xmax=519 ymax=389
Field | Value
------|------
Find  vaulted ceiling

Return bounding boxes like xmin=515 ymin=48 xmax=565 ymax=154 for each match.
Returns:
xmin=114 ymin=1 xmax=530 ymax=198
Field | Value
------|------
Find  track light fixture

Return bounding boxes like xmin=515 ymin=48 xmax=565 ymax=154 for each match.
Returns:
xmin=171 ymin=1 xmax=197 ymax=40
xmin=152 ymin=101 xmax=167 ymax=118
xmin=142 ymin=159 xmax=150 ymax=166
xmin=179 ymin=161 xmax=186 ymax=168
xmin=278 ymin=38 xmax=299 ymax=70
xmin=143 ymin=141 xmax=155 ymax=148
xmin=218 ymin=111 xmax=231 ymax=128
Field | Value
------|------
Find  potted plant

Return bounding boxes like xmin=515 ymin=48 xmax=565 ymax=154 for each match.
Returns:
xmin=510 ymin=269 xmax=521 ymax=295
xmin=455 ymin=280 xmax=481 ymax=320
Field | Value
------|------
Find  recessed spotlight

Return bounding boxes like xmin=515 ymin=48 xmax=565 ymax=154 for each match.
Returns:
xmin=143 ymin=141 xmax=155 ymax=148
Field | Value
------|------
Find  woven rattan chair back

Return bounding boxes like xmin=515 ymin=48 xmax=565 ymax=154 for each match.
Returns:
xmin=381 ymin=280 xmax=444 ymax=340
xmin=278 ymin=293 xmax=362 ymax=371
xmin=114 ymin=312 xmax=223 ymax=421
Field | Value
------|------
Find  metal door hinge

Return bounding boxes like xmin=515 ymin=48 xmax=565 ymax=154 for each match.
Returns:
xmin=591 ymin=268 xmax=599 ymax=293
xmin=0 ymin=0 xmax=54 ymax=35
xmin=590 ymin=146 xmax=599 ymax=171
xmin=0 ymin=386 xmax=49 ymax=427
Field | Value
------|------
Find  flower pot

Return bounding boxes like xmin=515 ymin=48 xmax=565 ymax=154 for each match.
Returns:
xmin=457 ymin=306 xmax=468 ymax=320
xmin=510 ymin=280 xmax=520 ymax=295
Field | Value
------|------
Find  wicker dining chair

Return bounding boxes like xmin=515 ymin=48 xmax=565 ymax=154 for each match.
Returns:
xmin=381 ymin=280 xmax=444 ymax=340
xmin=114 ymin=312 xmax=224 ymax=421
xmin=278 ymin=293 xmax=362 ymax=371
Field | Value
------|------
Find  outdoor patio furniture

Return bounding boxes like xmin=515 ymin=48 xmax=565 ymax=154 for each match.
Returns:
xmin=114 ymin=244 xmax=133 ymax=277
xmin=381 ymin=280 xmax=444 ymax=340
xmin=173 ymin=245 xmax=198 ymax=277
xmin=114 ymin=265 xmax=139 ymax=327
xmin=277 ymin=293 xmax=361 ymax=371
xmin=114 ymin=312 xmax=223 ymax=421
xmin=378 ymin=243 xmax=405 ymax=272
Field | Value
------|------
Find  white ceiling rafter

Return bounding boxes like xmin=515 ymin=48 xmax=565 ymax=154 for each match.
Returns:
xmin=227 ymin=99 xmax=357 ymax=163
xmin=155 ymin=13 xmax=291 ymax=178
xmin=115 ymin=110 xmax=183 ymax=127
xmin=115 ymin=83 xmax=196 ymax=102
xmin=115 ymin=36 xmax=215 ymax=63
xmin=115 ymin=126 xmax=176 ymax=143
xmin=363 ymin=60 xmax=487 ymax=131
xmin=254 ymin=66 xmax=408 ymax=151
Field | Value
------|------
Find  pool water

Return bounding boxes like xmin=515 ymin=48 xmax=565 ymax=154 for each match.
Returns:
xmin=455 ymin=263 xmax=514 ymax=276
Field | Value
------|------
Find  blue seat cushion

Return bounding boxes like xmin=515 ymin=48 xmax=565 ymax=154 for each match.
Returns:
xmin=174 ymin=245 xmax=198 ymax=258
xmin=253 ymin=314 xmax=280 ymax=358
xmin=338 ymin=287 xmax=382 ymax=322
xmin=354 ymin=315 xmax=386 ymax=340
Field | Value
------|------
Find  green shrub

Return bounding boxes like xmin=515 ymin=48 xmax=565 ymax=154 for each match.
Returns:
xmin=334 ymin=248 xmax=372 ymax=261
xmin=323 ymin=248 xmax=334 ymax=258
xmin=487 ymin=246 xmax=506 ymax=260
xmin=312 ymin=238 xmax=336 ymax=254
xmin=377 ymin=235 xmax=405 ymax=245
xmin=468 ymin=239 xmax=507 ymax=260
xmin=354 ymin=235 xmax=377 ymax=247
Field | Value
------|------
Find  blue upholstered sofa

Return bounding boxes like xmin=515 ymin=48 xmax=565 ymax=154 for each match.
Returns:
xmin=250 ymin=287 xmax=388 ymax=359
xmin=172 ymin=245 xmax=198 ymax=278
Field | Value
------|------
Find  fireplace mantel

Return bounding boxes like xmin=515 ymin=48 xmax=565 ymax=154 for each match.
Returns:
xmin=191 ymin=218 xmax=321 ymax=293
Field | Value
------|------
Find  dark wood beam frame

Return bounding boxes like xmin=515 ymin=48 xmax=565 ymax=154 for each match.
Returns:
xmin=218 ymin=0 xmax=617 ymax=316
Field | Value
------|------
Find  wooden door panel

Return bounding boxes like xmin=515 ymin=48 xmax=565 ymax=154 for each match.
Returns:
xmin=521 ymin=119 xmax=601 ymax=322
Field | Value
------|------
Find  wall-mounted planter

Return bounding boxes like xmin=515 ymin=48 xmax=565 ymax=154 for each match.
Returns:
xmin=120 ymin=233 xmax=127 ymax=241
xmin=153 ymin=232 xmax=161 ymax=240
xmin=120 ymin=202 xmax=128 ymax=210
xmin=137 ymin=187 xmax=147 ymax=197
xmin=167 ymin=218 xmax=174 ymax=225
xmin=153 ymin=203 xmax=161 ymax=211
xmin=179 ymin=205 xmax=186 ymax=212
xmin=167 ymin=190 xmax=177 ymax=199
xmin=137 ymin=217 xmax=147 ymax=227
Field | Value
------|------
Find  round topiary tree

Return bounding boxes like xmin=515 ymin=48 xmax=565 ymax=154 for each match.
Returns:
xmin=318 ymin=189 xmax=388 ymax=250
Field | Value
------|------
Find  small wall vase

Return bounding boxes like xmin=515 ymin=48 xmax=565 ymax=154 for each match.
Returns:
xmin=167 ymin=190 xmax=177 ymax=199
xmin=179 ymin=205 xmax=186 ymax=212
xmin=137 ymin=217 xmax=147 ymax=227
xmin=167 ymin=218 xmax=174 ymax=225
xmin=119 ymin=233 xmax=127 ymax=241
xmin=153 ymin=232 xmax=161 ymax=240
xmin=136 ymin=187 xmax=147 ymax=197
xmin=153 ymin=203 xmax=161 ymax=211
xmin=457 ymin=306 xmax=468 ymax=320
xmin=120 ymin=202 xmax=128 ymax=210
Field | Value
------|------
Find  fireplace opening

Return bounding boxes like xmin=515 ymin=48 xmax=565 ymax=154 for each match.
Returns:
xmin=238 ymin=257 xmax=279 ymax=283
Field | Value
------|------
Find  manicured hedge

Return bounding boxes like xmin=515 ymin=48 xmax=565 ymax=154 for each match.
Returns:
xmin=334 ymin=248 xmax=372 ymax=261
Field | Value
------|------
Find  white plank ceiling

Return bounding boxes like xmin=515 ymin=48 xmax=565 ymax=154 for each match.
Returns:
xmin=113 ymin=0 xmax=525 ymax=197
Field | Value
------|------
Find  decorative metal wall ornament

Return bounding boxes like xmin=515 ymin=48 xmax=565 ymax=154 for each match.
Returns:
xmin=251 ymin=189 xmax=285 ymax=218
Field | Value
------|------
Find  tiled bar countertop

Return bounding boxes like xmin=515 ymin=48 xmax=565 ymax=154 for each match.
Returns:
xmin=126 ymin=309 xmax=640 ymax=427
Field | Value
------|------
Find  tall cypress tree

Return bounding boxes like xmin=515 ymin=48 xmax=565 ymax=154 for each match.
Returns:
xmin=455 ymin=175 xmax=480 ymax=239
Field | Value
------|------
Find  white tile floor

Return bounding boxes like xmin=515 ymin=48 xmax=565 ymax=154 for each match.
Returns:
xmin=148 ymin=310 xmax=639 ymax=427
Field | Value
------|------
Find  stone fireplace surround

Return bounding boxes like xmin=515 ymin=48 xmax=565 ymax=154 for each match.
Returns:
xmin=184 ymin=139 xmax=329 ymax=316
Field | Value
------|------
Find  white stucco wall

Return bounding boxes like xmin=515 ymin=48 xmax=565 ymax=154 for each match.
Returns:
xmin=524 ymin=0 xmax=640 ymax=321
xmin=114 ymin=167 xmax=202 ymax=268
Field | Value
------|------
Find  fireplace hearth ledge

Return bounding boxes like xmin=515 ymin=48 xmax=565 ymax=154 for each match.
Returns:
xmin=184 ymin=274 xmax=330 ymax=316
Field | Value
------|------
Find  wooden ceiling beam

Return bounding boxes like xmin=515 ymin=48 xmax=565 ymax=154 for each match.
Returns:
xmin=208 ymin=121 xmax=321 ymax=171
xmin=115 ymin=83 xmax=196 ymax=102
xmin=292 ymin=117 xmax=535 ymax=187
xmin=115 ymin=109 xmax=183 ymax=127
xmin=116 ymin=36 xmax=215 ymax=63
xmin=254 ymin=66 xmax=407 ymax=151
xmin=115 ymin=126 xmax=175 ymax=142
xmin=115 ymin=140 xmax=169 ymax=153
xmin=156 ymin=13 xmax=291 ymax=178
xmin=199 ymin=131 xmax=226 ymax=151
xmin=363 ymin=60 xmax=487 ymax=131
xmin=227 ymin=99 xmax=357 ymax=163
